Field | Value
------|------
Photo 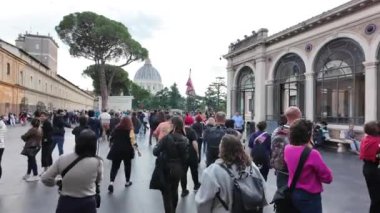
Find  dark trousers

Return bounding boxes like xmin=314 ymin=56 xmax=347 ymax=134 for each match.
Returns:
xmin=149 ymin=129 xmax=157 ymax=144
xmin=0 ymin=148 xmax=4 ymax=179
xmin=197 ymin=138 xmax=203 ymax=162
xmin=56 ymin=195 xmax=96 ymax=213
xmin=181 ymin=160 xmax=199 ymax=190
xmin=27 ymin=156 xmax=38 ymax=176
xmin=292 ymin=189 xmax=322 ymax=213
xmin=41 ymin=142 xmax=53 ymax=167
xmin=363 ymin=161 xmax=380 ymax=213
xmin=52 ymin=136 xmax=64 ymax=155
xmin=161 ymin=177 xmax=180 ymax=213
xmin=206 ymin=147 xmax=219 ymax=167
xmin=110 ymin=158 xmax=132 ymax=182
xmin=255 ymin=161 xmax=270 ymax=181
xmin=276 ymin=170 xmax=289 ymax=189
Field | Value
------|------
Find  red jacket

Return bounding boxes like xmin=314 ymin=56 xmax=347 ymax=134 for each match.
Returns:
xmin=360 ymin=135 xmax=380 ymax=162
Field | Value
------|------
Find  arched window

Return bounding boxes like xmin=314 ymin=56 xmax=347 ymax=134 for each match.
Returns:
xmin=271 ymin=53 xmax=305 ymax=119
xmin=235 ymin=66 xmax=255 ymax=119
xmin=314 ymin=38 xmax=365 ymax=124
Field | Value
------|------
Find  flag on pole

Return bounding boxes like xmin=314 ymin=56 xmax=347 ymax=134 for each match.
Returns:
xmin=186 ymin=69 xmax=196 ymax=96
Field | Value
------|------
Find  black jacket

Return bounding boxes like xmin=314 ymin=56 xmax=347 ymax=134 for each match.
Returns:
xmin=52 ymin=115 xmax=70 ymax=136
xmin=42 ymin=120 xmax=53 ymax=144
xmin=107 ymin=128 xmax=134 ymax=160
xmin=153 ymin=132 xmax=188 ymax=164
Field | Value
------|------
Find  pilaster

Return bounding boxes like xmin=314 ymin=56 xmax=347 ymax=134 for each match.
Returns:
xmin=304 ymin=72 xmax=315 ymax=120
xmin=364 ymin=60 xmax=379 ymax=122
xmin=254 ymin=57 xmax=266 ymax=122
xmin=226 ymin=67 xmax=234 ymax=118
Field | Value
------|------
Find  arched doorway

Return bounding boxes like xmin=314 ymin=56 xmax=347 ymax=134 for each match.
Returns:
xmin=271 ymin=53 xmax=306 ymax=120
xmin=20 ymin=97 xmax=29 ymax=113
xmin=36 ymin=101 xmax=46 ymax=111
xmin=234 ymin=66 xmax=255 ymax=120
xmin=314 ymin=38 xmax=365 ymax=124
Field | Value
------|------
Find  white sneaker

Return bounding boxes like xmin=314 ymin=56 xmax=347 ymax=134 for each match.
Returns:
xmin=22 ymin=174 xmax=30 ymax=180
xmin=26 ymin=175 xmax=40 ymax=182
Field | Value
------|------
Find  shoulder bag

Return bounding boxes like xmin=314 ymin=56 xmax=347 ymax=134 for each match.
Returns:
xmin=270 ymin=146 xmax=312 ymax=213
xmin=57 ymin=156 xmax=101 ymax=208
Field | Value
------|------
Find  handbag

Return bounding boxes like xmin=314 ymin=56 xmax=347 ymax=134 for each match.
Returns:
xmin=58 ymin=156 xmax=101 ymax=208
xmin=21 ymin=146 xmax=41 ymax=157
xmin=271 ymin=146 xmax=312 ymax=213
xmin=149 ymin=152 xmax=166 ymax=190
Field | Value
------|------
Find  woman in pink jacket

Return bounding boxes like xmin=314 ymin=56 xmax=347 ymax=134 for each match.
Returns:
xmin=284 ymin=119 xmax=333 ymax=213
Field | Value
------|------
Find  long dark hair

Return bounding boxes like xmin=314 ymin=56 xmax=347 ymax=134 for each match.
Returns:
xmin=75 ymin=129 xmax=97 ymax=157
xmin=171 ymin=116 xmax=185 ymax=135
xmin=116 ymin=117 xmax=133 ymax=131
xmin=219 ymin=134 xmax=250 ymax=170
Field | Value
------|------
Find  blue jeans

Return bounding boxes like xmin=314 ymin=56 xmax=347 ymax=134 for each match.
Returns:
xmin=52 ymin=136 xmax=64 ymax=156
xmin=292 ymin=189 xmax=322 ymax=213
xmin=349 ymin=139 xmax=360 ymax=152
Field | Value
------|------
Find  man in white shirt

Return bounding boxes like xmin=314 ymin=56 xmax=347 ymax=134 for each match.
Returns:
xmin=0 ymin=116 xmax=7 ymax=179
xmin=99 ymin=109 xmax=111 ymax=142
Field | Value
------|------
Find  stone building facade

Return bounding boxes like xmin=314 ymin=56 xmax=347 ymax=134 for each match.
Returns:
xmin=225 ymin=0 xmax=380 ymax=131
xmin=0 ymin=33 xmax=94 ymax=115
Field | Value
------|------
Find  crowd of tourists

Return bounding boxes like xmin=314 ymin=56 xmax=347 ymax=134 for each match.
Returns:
xmin=0 ymin=107 xmax=379 ymax=213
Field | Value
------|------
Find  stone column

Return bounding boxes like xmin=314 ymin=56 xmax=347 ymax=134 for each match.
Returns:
xmin=226 ymin=67 xmax=234 ymax=118
xmin=364 ymin=61 xmax=378 ymax=123
xmin=305 ymin=72 xmax=315 ymax=120
xmin=266 ymin=80 xmax=274 ymax=120
xmin=254 ymin=57 xmax=266 ymax=122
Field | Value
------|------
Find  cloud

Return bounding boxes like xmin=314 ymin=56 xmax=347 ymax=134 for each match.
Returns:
xmin=119 ymin=12 xmax=162 ymax=40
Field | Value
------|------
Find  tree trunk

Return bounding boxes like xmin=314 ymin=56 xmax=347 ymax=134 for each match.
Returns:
xmin=99 ymin=61 xmax=109 ymax=110
xmin=107 ymin=69 xmax=117 ymax=96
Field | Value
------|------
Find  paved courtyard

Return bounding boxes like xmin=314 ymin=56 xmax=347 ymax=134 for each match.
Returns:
xmin=0 ymin=125 xmax=371 ymax=213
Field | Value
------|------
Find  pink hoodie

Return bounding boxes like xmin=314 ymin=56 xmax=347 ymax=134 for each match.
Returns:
xmin=284 ymin=145 xmax=333 ymax=194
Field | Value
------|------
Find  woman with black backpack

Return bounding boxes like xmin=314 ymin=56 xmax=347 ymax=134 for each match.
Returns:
xmin=153 ymin=116 xmax=189 ymax=213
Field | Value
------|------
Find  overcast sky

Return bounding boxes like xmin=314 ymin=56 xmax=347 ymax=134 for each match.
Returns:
xmin=1 ymin=0 xmax=349 ymax=95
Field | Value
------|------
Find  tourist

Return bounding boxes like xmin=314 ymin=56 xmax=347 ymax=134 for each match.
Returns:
xmin=88 ymin=110 xmax=101 ymax=140
xmin=359 ymin=121 xmax=380 ymax=213
xmin=0 ymin=116 xmax=7 ymax=179
xmin=203 ymin=112 xmax=228 ymax=167
xmin=191 ymin=115 xmax=205 ymax=162
xmin=9 ymin=113 xmax=16 ymax=127
xmin=41 ymin=130 xmax=103 ymax=213
xmin=195 ymin=134 xmax=267 ymax=212
xmin=272 ymin=114 xmax=287 ymax=137
xmin=285 ymin=119 xmax=333 ymax=213
xmin=109 ymin=112 xmax=121 ymax=136
xmin=248 ymin=121 xmax=271 ymax=181
xmin=149 ymin=110 xmax=160 ymax=145
xmin=21 ymin=118 xmax=43 ymax=182
xmin=271 ymin=106 xmax=302 ymax=188
xmin=52 ymin=109 xmax=71 ymax=156
xmin=180 ymin=118 xmax=200 ymax=197
xmin=107 ymin=117 xmax=141 ymax=193
xmin=225 ymin=119 xmax=242 ymax=139
xmin=99 ymin=109 xmax=111 ymax=142
xmin=153 ymin=114 xmax=172 ymax=142
xmin=345 ymin=123 xmax=360 ymax=154
xmin=231 ymin=111 xmax=244 ymax=133
xmin=184 ymin=112 xmax=194 ymax=126
xmin=131 ymin=112 xmax=142 ymax=136
xmin=153 ymin=116 xmax=188 ymax=213
xmin=40 ymin=111 xmax=54 ymax=174
xmin=72 ymin=116 xmax=89 ymax=143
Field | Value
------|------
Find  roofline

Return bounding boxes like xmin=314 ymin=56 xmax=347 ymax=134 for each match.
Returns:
xmin=16 ymin=33 xmax=59 ymax=48
xmin=0 ymin=39 xmax=50 ymax=70
xmin=57 ymin=75 xmax=94 ymax=98
xmin=225 ymin=0 xmax=378 ymax=58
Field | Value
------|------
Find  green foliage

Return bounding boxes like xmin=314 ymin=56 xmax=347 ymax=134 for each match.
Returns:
xmin=204 ymin=79 xmax=227 ymax=112
xmin=56 ymin=12 xmax=148 ymax=64
xmin=83 ymin=64 xmax=129 ymax=96
xmin=128 ymin=81 xmax=151 ymax=109
xmin=56 ymin=11 xmax=148 ymax=109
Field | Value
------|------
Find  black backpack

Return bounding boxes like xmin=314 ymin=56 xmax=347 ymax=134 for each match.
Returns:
xmin=204 ymin=125 xmax=227 ymax=165
xmin=217 ymin=164 xmax=266 ymax=213
xmin=251 ymin=132 xmax=269 ymax=165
